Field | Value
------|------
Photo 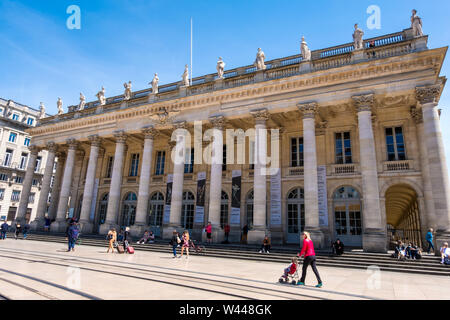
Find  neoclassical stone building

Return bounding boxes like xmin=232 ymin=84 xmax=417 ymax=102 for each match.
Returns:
xmin=24 ymin=27 xmax=450 ymax=252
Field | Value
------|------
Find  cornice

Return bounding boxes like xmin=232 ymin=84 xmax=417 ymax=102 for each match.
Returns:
xmin=28 ymin=49 xmax=445 ymax=137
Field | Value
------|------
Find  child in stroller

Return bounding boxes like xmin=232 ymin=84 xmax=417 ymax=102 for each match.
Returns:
xmin=279 ymin=257 xmax=299 ymax=284
xmin=189 ymin=239 xmax=206 ymax=255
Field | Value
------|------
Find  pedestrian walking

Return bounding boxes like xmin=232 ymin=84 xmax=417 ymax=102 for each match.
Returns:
xmin=170 ymin=230 xmax=181 ymax=258
xmin=23 ymin=223 xmax=30 ymax=239
xmin=297 ymin=231 xmax=323 ymax=288
xmin=14 ymin=223 xmax=22 ymax=240
xmin=106 ymin=228 xmax=117 ymax=253
xmin=123 ymin=226 xmax=131 ymax=252
xmin=0 ymin=221 xmax=8 ymax=240
xmin=426 ymin=228 xmax=434 ymax=254
xmin=241 ymin=224 xmax=249 ymax=244
xmin=67 ymin=222 xmax=79 ymax=252
xmin=179 ymin=230 xmax=190 ymax=259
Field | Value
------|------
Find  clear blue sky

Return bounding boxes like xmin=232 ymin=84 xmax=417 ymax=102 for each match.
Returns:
xmin=1 ymin=0 xmax=450 ymax=172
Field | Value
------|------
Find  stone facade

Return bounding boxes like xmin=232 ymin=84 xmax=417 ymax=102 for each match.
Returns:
xmin=0 ymin=99 xmax=50 ymax=225
xmin=26 ymin=28 xmax=450 ymax=253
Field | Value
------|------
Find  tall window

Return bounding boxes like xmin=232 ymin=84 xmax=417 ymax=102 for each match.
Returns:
xmin=105 ymin=156 xmax=113 ymax=178
xmin=184 ymin=148 xmax=194 ymax=174
xmin=12 ymin=114 xmax=19 ymax=121
xmin=0 ymin=174 xmax=8 ymax=181
xmin=335 ymin=132 xmax=352 ymax=164
xmin=4 ymin=149 xmax=13 ymax=166
xmin=98 ymin=193 xmax=109 ymax=225
xmin=11 ymin=190 xmax=21 ymax=201
xmin=181 ymin=191 xmax=195 ymax=230
xmin=24 ymin=137 xmax=30 ymax=146
xmin=34 ymin=156 xmax=42 ymax=172
xmin=291 ymin=137 xmax=304 ymax=167
xmin=246 ymin=190 xmax=254 ymax=229
xmin=28 ymin=193 xmax=35 ymax=204
xmin=8 ymin=132 xmax=17 ymax=143
xmin=149 ymin=192 xmax=164 ymax=226
xmin=129 ymin=153 xmax=140 ymax=177
xmin=32 ymin=178 xmax=38 ymax=186
xmin=0 ymin=189 xmax=4 ymax=200
xmin=19 ymin=153 xmax=28 ymax=170
xmin=27 ymin=118 xmax=34 ymax=126
xmin=386 ymin=127 xmax=406 ymax=161
xmin=155 ymin=151 xmax=165 ymax=175
xmin=15 ymin=176 xmax=23 ymax=184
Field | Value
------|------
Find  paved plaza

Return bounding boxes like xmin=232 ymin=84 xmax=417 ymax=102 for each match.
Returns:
xmin=0 ymin=239 xmax=448 ymax=300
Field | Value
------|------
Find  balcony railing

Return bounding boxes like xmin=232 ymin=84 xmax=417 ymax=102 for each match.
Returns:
xmin=331 ymin=163 xmax=359 ymax=175
xmin=383 ymin=160 xmax=413 ymax=172
xmin=38 ymin=28 xmax=423 ymax=126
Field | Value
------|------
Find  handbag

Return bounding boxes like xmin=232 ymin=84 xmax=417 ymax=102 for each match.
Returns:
xmin=113 ymin=241 xmax=118 ymax=248
xmin=177 ymin=236 xmax=181 ymax=244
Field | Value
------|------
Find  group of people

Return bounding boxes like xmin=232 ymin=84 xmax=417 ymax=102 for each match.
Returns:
xmin=331 ymin=239 xmax=344 ymax=255
xmin=0 ymin=221 xmax=30 ymax=240
xmin=170 ymin=230 xmax=191 ymax=259
xmin=393 ymin=240 xmax=423 ymax=260
xmin=106 ymin=226 xmax=132 ymax=253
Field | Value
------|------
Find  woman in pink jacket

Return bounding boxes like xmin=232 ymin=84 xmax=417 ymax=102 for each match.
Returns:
xmin=297 ymin=231 xmax=323 ymax=288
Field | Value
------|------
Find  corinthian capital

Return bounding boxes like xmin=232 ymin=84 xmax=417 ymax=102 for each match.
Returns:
xmin=209 ymin=116 xmax=226 ymax=129
xmin=113 ymin=130 xmax=127 ymax=144
xmin=66 ymin=139 xmax=79 ymax=150
xmin=88 ymin=134 xmax=102 ymax=147
xmin=142 ymin=126 xmax=159 ymax=140
xmin=410 ymin=106 xmax=423 ymax=124
xmin=415 ymin=85 xmax=441 ymax=105
xmin=297 ymin=102 xmax=318 ymax=119
xmin=29 ymin=145 xmax=40 ymax=155
xmin=173 ymin=121 xmax=187 ymax=130
xmin=250 ymin=109 xmax=270 ymax=123
xmin=47 ymin=141 xmax=58 ymax=153
xmin=352 ymin=94 xmax=374 ymax=113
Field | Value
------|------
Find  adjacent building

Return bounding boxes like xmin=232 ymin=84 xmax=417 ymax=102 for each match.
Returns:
xmin=0 ymin=99 xmax=49 ymax=225
xmin=25 ymin=27 xmax=450 ymax=252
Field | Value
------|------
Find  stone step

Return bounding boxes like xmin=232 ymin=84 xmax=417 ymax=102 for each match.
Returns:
xmin=8 ymin=232 xmax=450 ymax=276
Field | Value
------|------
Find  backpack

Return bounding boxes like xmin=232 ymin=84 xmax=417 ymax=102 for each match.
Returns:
xmin=70 ymin=227 xmax=80 ymax=240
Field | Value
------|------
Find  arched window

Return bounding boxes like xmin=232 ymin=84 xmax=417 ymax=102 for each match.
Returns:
xmin=286 ymin=188 xmax=305 ymax=243
xmin=149 ymin=192 xmax=164 ymax=226
xmin=220 ymin=191 xmax=229 ymax=229
xmin=245 ymin=190 xmax=253 ymax=229
xmin=98 ymin=193 xmax=108 ymax=225
xmin=181 ymin=191 xmax=195 ymax=230
xmin=333 ymin=186 xmax=362 ymax=246
xmin=121 ymin=192 xmax=137 ymax=227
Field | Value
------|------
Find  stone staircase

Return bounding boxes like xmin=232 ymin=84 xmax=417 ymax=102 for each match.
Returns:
xmin=6 ymin=231 xmax=450 ymax=277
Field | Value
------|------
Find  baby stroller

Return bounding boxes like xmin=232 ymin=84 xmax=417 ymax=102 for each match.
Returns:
xmin=189 ymin=239 xmax=206 ymax=255
xmin=279 ymin=263 xmax=300 ymax=285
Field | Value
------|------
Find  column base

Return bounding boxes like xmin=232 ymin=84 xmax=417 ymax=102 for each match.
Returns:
xmin=78 ymin=220 xmax=94 ymax=234
xmin=247 ymin=228 xmax=267 ymax=245
xmin=363 ymin=229 xmax=387 ymax=253
xmin=162 ymin=224 xmax=183 ymax=240
xmin=130 ymin=224 xmax=148 ymax=238
xmin=307 ymin=228 xmax=325 ymax=249
xmin=30 ymin=218 xmax=45 ymax=231
xmin=50 ymin=219 xmax=69 ymax=233
xmin=435 ymin=230 xmax=450 ymax=257
xmin=99 ymin=222 xmax=119 ymax=235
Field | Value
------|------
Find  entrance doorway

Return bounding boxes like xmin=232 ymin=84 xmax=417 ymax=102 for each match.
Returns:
xmin=332 ymin=186 xmax=362 ymax=247
xmin=286 ymin=188 xmax=305 ymax=244
xmin=181 ymin=191 xmax=195 ymax=233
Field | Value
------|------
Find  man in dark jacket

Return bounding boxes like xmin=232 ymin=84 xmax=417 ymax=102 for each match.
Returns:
xmin=0 ymin=221 xmax=8 ymax=240
xmin=123 ymin=227 xmax=131 ymax=251
xmin=14 ymin=223 xmax=22 ymax=240
xmin=23 ymin=223 xmax=30 ymax=239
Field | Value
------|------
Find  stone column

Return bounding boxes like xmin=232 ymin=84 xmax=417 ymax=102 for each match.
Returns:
xmin=247 ymin=109 xmax=269 ymax=244
xmin=298 ymin=102 xmax=324 ymax=248
xmin=51 ymin=139 xmax=79 ymax=232
xmin=353 ymin=94 xmax=386 ymax=252
xmin=16 ymin=145 xmax=39 ymax=223
xmin=99 ymin=131 xmax=127 ymax=235
xmin=78 ymin=135 xmax=102 ymax=233
xmin=162 ymin=122 xmax=187 ymax=239
xmin=416 ymin=85 xmax=450 ymax=250
xmin=208 ymin=116 xmax=225 ymax=243
xmin=131 ymin=127 xmax=158 ymax=237
xmin=48 ymin=152 xmax=66 ymax=220
xmin=411 ymin=106 xmax=436 ymax=241
xmin=31 ymin=142 xmax=57 ymax=231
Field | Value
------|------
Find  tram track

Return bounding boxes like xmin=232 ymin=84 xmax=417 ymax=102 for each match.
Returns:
xmin=0 ymin=247 xmax=381 ymax=300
